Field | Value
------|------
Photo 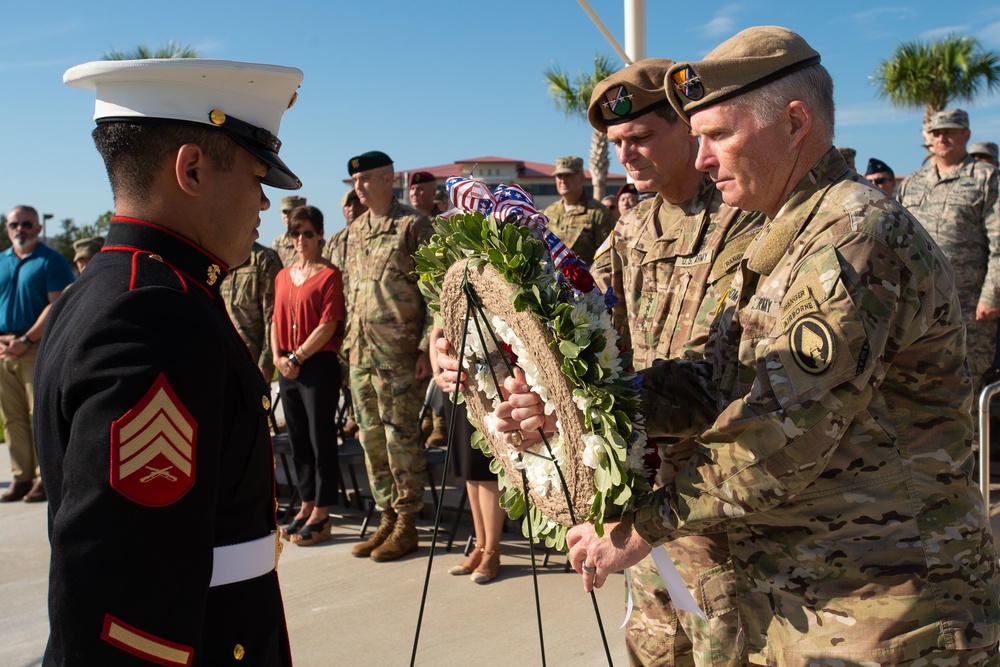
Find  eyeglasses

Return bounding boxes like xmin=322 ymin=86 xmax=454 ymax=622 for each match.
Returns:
xmin=868 ymin=177 xmax=892 ymax=186
xmin=290 ymin=230 xmax=316 ymax=239
xmin=7 ymin=221 xmax=34 ymax=231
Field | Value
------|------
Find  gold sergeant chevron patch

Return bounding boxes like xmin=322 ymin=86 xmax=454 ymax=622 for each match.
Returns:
xmin=111 ymin=373 xmax=197 ymax=507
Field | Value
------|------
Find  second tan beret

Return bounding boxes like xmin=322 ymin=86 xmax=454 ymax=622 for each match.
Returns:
xmin=665 ymin=26 xmax=820 ymax=124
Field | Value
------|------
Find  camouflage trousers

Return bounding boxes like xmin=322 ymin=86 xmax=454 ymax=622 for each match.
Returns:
xmin=966 ymin=316 xmax=997 ymax=397
xmin=626 ymin=532 xmax=741 ymax=667
xmin=350 ymin=364 xmax=427 ymax=516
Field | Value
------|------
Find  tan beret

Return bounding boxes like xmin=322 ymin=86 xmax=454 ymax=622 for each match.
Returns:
xmin=665 ymin=26 xmax=820 ymax=123
xmin=281 ymin=195 xmax=306 ymax=212
xmin=588 ymin=58 xmax=676 ymax=133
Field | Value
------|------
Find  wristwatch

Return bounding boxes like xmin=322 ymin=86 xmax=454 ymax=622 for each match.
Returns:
xmin=19 ymin=335 xmax=32 ymax=348
xmin=286 ymin=352 xmax=300 ymax=367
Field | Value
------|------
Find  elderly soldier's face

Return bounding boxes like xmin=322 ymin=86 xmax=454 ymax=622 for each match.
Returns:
xmin=692 ymin=99 xmax=792 ymax=218
xmin=608 ymin=113 xmax=696 ymax=196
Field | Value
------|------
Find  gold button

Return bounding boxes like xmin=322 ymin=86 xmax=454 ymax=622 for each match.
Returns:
xmin=233 ymin=644 xmax=245 ymax=660
xmin=262 ymin=395 xmax=271 ymax=411
xmin=148 ymin=254 xmax=164 ymax=263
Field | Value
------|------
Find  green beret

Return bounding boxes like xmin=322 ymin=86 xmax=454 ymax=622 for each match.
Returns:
xmin=588 ymin=58 xmax=676 ymax=133
xmin=348 ymin=150 xmax=393 ymax=175
xmin=665 ymin=26 xmax=821 ymax=124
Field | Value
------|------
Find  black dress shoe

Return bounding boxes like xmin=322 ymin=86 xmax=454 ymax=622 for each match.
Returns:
xmin=0 ymin=481 xmax=33 ymax=502
xmin=23 ymin=480 xmax=46 ymax=503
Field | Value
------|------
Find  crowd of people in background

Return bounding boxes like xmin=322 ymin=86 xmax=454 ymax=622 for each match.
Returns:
xmin=2 ymin=28 xmax=999 ymax=665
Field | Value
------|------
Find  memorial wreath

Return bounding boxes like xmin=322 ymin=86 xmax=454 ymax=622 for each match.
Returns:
xmin=415 ymin=178 xmax=651 ymax=551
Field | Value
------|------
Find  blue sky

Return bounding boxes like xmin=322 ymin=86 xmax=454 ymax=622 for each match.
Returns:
xmin=5 ymin=1 xmax=1000 ymax=245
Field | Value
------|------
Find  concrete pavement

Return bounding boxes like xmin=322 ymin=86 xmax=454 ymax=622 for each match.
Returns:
xmin=0 ymin=444 xmax=629 ymax=667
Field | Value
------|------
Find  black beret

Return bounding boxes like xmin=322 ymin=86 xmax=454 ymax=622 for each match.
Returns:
xmin=865 ymin=158 xmax=893 ymax=177
xmin=348 ymin=150 xmax=393 ymax=175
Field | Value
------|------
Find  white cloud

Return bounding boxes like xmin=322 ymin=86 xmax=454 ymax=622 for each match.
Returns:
xmin=703 ymin=4 xmax=742 ymax=37
xmin=919 ymin=25 xmax=970 ymax=40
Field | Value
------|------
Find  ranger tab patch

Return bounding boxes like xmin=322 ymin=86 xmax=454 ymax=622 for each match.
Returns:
xmin=111 ymin=373 xmax=197 ymax=507
xmin=789 ymin=315 xmax=835 ymax=375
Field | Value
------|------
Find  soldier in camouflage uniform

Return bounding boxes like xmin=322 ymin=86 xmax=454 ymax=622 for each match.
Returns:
xmin=271 ymin=195 xmax=307 ymax=267
xmin=220 ymin=241 xmax=282 ymax=381
xmin=324 ymin=188 xmax=366 ymax=436
xmin=508 ymin=27 xmax=999 ymax=665
xmin=898 ymin=109 xmax=1000 ymax=404
xmin=588 ymin=59 xmax=761 ymax=667
xmin=542 ymin=156 xmax=614 ymax=266
xmin=344 ymin=151 xmax=434 ymax=562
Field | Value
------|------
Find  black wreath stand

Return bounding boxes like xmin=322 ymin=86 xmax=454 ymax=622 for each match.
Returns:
xmin=409 ymin=269 xmax=613 ymax=666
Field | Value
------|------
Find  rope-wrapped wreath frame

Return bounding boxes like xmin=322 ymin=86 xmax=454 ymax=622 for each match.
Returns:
xmin=440 ymin=260 xmax=591 ymax=526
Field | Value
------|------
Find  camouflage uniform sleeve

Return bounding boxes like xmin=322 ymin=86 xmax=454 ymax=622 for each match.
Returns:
xmin=258 ymin=247 xmax=281 ymax=376
xmin=979 ymin=167 xmax=1000 ymax=308
xmin=633 ymin=228 xmax=954 ymax=546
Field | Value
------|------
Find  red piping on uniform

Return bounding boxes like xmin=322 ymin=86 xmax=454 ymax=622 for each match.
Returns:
xmin=110 ymin=217 xmax=230 ymax=271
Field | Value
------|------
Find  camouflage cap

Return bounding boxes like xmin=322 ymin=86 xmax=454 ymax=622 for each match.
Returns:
xmin=72 ymin=236 xmax=105 ymax=263
xmin=433 ymin=189 xmax=449 ymax=204
xmin=340 ymin=189 xmax=359 ymax=207
xmin=928 ymin=109 xmax=969 ymax=132
xmin=969 ymin=141 xmax=999 ymax=161
xmin=837 ymin=147 xmax=856 ymax=168
xmin=587 ymin=58 xmax=676 ymax=133
xmin=665 ymin=26 xmax=821 ymax=124
xmin=281 ymin=195 xmax=307 ymax=212
xmin=553 ymin=156 xmax=584 ymax=175
xmin=347 ymin=150 xmax=393 ymax=175
xmin=865 ymin=158 xmax=894 ymax=177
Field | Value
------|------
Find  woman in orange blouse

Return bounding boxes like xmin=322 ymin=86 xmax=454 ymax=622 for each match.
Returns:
xmin=271 ymin=206 xmax=345 ymax=546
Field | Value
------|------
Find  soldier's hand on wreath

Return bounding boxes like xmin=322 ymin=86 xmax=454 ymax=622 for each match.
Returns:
xmin=434 ymin=336 xmax=467 ymax=392
xmin=567 ymin=515 xmax=651 ymax=593
xmin=495 ymin=368 xmax=558 ymax=450
xmin=976 ymin=302 xmax=1000 ymax=321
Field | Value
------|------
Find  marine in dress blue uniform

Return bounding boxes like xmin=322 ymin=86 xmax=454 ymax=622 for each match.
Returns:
xmin=35 ymin=58 xmax=304 ymax=666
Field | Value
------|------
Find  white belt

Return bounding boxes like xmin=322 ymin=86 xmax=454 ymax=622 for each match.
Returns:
xmin=210 ymin=531 xmax=281 ymax=588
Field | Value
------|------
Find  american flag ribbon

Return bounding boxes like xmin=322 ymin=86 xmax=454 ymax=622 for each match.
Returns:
xmin=445 ymin=177 xmax=582 ymax=271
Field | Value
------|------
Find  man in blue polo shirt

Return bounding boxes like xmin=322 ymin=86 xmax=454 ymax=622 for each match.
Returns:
xmin=0 ymin=205 xmax=74 ymax=503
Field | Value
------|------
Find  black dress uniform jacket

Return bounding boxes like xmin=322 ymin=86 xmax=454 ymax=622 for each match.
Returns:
xmin=35 ymin=219 xmax=291 ymax=666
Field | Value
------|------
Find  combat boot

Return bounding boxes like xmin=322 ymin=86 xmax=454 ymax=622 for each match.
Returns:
xmin=351 ymin=508 xmax=396 ymax=558
xmin=370 ymin=512 xmax=419 ymax=562
xmin=425 ymin=413 xmax=448 ymax=448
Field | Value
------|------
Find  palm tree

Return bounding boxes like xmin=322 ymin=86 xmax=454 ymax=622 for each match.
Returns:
xmin=544 ymin=54 xmax=619 ymax=200
xmin=873 ymin=34 xmax=1000 ymax=152
xmin=102 ymin=41 xmax=199 ymax=60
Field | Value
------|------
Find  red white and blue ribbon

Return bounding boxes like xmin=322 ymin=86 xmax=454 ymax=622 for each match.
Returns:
xmin=446 ymin=176 xmax=581 ymax=272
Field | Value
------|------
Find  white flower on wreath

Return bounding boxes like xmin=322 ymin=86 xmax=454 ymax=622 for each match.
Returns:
xmin=581 ymin=432 xmax=606 ymax=469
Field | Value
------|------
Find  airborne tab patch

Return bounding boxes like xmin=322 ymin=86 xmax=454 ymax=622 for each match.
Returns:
xmin=789 ymin=315 xmax=835 ymax=375
xmin=111 ymin=373 xmax=197 ymax=507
